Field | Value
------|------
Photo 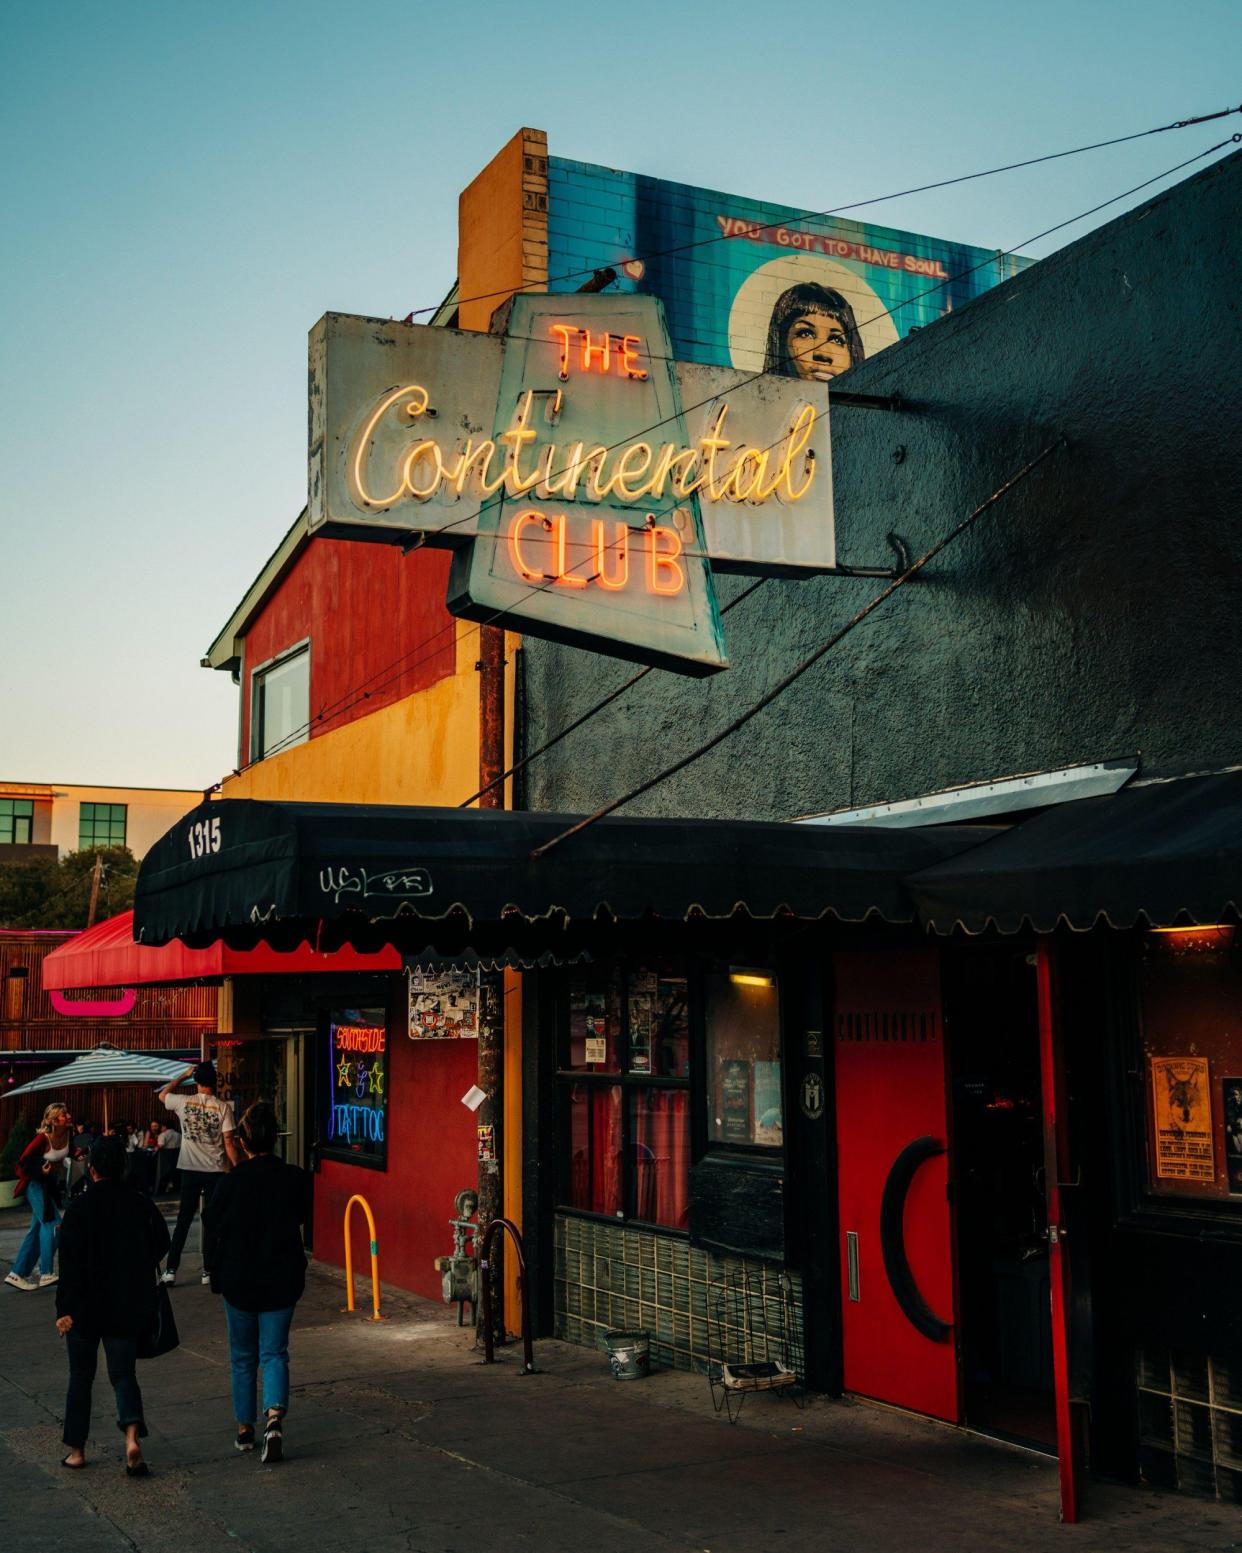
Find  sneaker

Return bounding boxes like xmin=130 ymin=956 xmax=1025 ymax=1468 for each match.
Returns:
xmin=234 ymin=1427 xmax=255 ymax=1453
xmin=201 ymin=1272 xmax=211 ymax=1286
xmin=260 ymin=1416 xmax=283 ymax=1465
xmin=37 ymin=1273 xmax=58 ymax=1288
xmin=4 ymin=1272 xmax=38 ymax=1292
xmin=159 ymin=1270 xmax=176 ymax=1285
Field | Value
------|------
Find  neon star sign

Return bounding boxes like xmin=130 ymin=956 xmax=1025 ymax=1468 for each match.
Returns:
xmin=309 ymin=295 xmax=835 ymax=675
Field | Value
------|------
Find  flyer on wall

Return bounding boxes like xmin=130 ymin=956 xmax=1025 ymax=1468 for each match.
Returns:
xmin=1150 ymin=1055 xmax=1215 ymax=1182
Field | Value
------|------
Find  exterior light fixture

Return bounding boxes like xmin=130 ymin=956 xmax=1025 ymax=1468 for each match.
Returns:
xmin=729 ymin=968 xmax=775 ymax=988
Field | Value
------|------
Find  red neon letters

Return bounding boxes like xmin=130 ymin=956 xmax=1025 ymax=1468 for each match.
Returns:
xmin=507 ymin=510 xmax=684 ymax=596
xmin=335 ymin=1024 xmax=387 ymax=1053
xmin=550 ymin=325 xmax=649 ymax=381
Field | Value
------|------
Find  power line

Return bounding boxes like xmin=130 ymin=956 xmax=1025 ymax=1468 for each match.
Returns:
xmin=407 ymin=105 xmax=1241 ymax=321
xmin=456 ymin=578 xmax=770 ymax=808
xmin=228 ymin=132 xmax=1236 ymax=780
xmin=528 ymin=440 xmax=1067 ymax=860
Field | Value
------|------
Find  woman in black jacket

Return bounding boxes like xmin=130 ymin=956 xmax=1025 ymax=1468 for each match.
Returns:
xmin=55 ymin=1136 xmax=170 ymax=1474
xmin=203 ymin=1101 xmax=310 ymax=1463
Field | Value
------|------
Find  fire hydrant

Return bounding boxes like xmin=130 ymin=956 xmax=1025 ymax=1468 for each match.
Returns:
xmin=433 ymin=1188 xmax=480 ymax=1326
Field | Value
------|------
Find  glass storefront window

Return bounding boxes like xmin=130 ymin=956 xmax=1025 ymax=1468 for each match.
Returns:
xmin=705 ymin=970 xmax=783 ymax=1148
xmin=1139 ymin=926 xmax=1242 ymax=1202
xmin=627 ymin=966 xmax=689 ymax=1077
xmin=630 ymin=1088 xmax=689 ymax=1229
xmin=564 ymin=976 xmax=622 ymax=1073
xmin=567 ymin=1082 xmax=622 ymax=1216
xmin=558 ymin=964 xmax=691 ymax=1227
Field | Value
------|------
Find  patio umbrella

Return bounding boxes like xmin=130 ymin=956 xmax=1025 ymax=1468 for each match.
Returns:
xmin=3 ymin=1045 xmax=190 ymax=1130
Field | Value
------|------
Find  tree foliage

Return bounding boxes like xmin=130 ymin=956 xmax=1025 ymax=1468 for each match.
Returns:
xmin=0 ymin=1114 xmax=35 ymax=1181
xmin=0 ymin=847 xmax=139 ymax=929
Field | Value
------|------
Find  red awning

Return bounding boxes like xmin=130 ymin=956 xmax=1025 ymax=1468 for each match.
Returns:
xmin=42 ymin=910 xmax=401 ymax=991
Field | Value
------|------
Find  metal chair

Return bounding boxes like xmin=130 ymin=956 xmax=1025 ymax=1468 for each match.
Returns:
xmin=707 ymin=1265 xmax=804 ymax=1423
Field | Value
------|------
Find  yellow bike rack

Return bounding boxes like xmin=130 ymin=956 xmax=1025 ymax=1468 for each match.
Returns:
xmin=342 ymin=1194 xmax=384 ymax=1321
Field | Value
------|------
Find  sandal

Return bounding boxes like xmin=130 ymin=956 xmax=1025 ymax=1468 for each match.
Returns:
xmin=125 ymin=1443 xmax=149 ymax=1477
xmin=61 ymin=1453 xmax=86 ymax=1470
xmin=235 ymin=1426 xmax=255 ymax=1453
xmin=260 ymin=1412 xmax=283 ymax=1464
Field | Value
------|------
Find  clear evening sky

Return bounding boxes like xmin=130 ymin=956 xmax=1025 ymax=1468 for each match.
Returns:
xmin=2 ymin=1 xmax=1236 ymax=789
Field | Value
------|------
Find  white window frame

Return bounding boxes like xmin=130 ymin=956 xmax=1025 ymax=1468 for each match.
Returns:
xmin=249 ymin=639 xmax=311 ymax=763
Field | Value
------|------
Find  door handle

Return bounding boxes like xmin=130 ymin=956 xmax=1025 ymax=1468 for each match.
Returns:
xmin=880 ymin=1136 xmax=953 ymax=1343
xmin=845 ymin=1230 xmax=861 ymax=1302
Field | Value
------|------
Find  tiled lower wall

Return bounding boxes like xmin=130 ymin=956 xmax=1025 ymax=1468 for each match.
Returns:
xmin=1138 ymin=1347 xmax=1242 ymax=1501
xmin=554 ymin=1213 xmax=803 ymax=1375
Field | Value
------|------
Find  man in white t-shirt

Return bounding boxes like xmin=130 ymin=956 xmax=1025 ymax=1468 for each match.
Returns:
xmin=157 ymin=1062 xmax=238 ymax=1286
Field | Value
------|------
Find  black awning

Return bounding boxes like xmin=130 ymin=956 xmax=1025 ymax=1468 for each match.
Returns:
xmin=909 ymin=771 xmax=1242 ymax=935
xmin=133 ymin=799 xmax=984 ymax=952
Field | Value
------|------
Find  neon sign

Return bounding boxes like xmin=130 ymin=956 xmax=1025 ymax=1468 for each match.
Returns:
xmin=325 ymin=1009 xmax=387 ymax=1166
xmin=309 ymin=294 xmax=835 ymax=674
xmin=550 ymin=325 xmax=648 ymax=380
xmin=349 ymin=388 xmax=816 ymax=511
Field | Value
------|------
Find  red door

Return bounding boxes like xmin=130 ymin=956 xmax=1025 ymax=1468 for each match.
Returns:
xmin=833 ymin=950 xmax=959 ymax=1422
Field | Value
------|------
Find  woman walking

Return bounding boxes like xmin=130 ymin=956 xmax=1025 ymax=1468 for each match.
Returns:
xmin=55 ymin=1135 xmax=170 ymax=1474
xmin=204 ymin=1101 xmax=309 ymax=1463
xmin=5 ymin=1103 xmax=73 ymax=1291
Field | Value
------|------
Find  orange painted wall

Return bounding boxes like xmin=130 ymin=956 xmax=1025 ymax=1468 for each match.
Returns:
xmin=458 ymin=128 xmax=548 ymax=332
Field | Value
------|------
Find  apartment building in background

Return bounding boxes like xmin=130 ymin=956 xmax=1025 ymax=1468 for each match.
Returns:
xmin=0 ymin=781 xmax=203 ymax=864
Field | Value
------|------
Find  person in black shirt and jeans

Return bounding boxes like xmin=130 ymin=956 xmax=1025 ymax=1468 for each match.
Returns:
xmin=56 ymin=1136 xmax=170 ymax=1475
xmin=204 ymin=1101 xmax=310 ymax=1463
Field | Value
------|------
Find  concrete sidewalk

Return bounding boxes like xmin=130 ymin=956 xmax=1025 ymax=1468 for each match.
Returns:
xmin=2 ymin=1219 xmax=1239 ymax=1553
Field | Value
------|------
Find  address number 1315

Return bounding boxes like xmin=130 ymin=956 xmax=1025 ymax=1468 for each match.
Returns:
xmin=187 ymin=815 xmax=222 ymax=859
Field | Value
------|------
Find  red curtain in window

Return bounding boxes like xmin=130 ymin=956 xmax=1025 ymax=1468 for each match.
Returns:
xmin=633 ymin=1089 xmax=689 ymax=1229
xmin=569 ymin=1083 xmax=622 ymax=1216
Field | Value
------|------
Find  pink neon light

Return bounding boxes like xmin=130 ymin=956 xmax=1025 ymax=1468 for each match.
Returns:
xmin=48 ymin=988 xmax=138 ymax=1018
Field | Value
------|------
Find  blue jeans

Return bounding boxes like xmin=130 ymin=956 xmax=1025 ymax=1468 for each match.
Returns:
xmin=13 ymin=1180 xmax=60 ymax=1277
xmin=63 ymin=1332 xmax=144 ymax=1449
xmin=223 ymin=1301 xmax=295 ymax=1424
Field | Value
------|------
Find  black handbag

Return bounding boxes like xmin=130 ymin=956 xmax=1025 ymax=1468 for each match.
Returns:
xmin=137 ymin=1283 xmax=179 ymax=1360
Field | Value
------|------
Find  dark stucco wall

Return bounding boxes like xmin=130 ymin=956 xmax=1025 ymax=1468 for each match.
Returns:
xmin=522 ymin=150 xmax=1242 ymax=821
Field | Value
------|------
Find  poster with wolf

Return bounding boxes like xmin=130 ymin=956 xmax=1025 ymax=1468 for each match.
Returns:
xmin=1150 ymin=1055 xmax=1215 ymax=1182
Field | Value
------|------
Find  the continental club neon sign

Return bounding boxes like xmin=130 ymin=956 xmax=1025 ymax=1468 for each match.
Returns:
xmin=309 ymin=295 xmax=835 ymax=675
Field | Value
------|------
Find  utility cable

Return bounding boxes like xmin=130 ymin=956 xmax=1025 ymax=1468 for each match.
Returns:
xmin=528 ymin=439 xmax=1066 ymax=860
xmin=231 ymin=132 xmax=1235 ymax=778
xmin=407 ymin=105 xmax=1241 ymax=320
xmin=456 ymin=577 xmax=770 ymax=807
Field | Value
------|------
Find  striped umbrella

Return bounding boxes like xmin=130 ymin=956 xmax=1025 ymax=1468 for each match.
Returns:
xmin=3 ymin=1045 xmax=192 ymax=1130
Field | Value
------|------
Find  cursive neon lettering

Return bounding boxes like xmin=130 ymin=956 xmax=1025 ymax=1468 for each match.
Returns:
xmin=350 ymin=385 xmax=818 ymax=511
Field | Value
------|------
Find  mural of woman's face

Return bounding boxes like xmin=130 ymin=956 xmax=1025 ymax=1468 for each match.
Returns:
xmin=783 ymin=309 xmax=852 ymax=381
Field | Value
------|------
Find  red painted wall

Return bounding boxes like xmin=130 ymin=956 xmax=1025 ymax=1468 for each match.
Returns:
xmin=241 ymin=539 xmax=457 ymax=757
xmin=313 ymin=1033 xmax=478 ymax=1302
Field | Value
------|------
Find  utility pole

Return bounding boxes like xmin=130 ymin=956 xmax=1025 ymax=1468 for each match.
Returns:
xmin=86 ymin=854 xmax=103 ymax=929
xmin=476 ymin=626 xmax=505 ymax=1343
